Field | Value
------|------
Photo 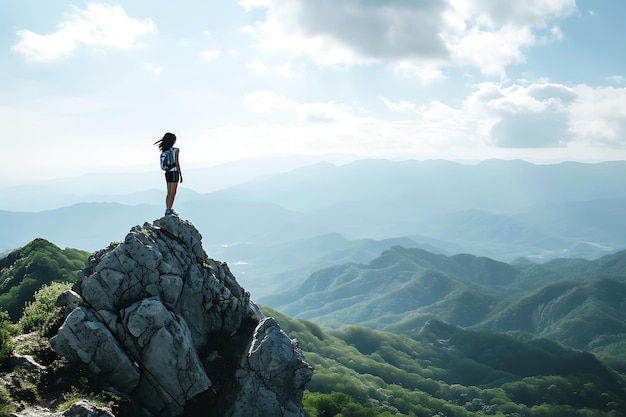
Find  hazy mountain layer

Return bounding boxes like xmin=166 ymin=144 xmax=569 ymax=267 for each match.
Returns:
xmin=3 ymin=158 xmax=626 ymax=300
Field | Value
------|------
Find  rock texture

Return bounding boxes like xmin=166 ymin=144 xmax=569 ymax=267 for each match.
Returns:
xmin=11 ymin=401 xmax=114 ymax=417
xmin=50 ymin=216 xmax=312 ymax=417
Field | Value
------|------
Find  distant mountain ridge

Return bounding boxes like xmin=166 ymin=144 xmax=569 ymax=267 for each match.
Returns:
xmin=210 ymin=158 xmax=626 ymax=212
xmin=271 ymin=246 xmax=626 ymax=356
xmin=3 ymin=158 xmax=626 ymax=297
xmin=0 ymin=154 xmax=343 ymax=212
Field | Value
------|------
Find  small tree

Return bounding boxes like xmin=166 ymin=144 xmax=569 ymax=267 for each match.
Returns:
xmin=0 ymin=310 xmax=16 ymax=361
xmin=19 ymin=282 xmax=72 ymax=336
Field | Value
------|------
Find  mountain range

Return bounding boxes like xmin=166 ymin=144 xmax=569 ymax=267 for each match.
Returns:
xmin=2 ymin=152 xmax=626 ymax=415
xmin=2 ymin=233 xmax=625 ymax=416
xmin=3 ymin=158 xmax=626 ymax=300
xmin=265 ymin=245 xmax=626 ymax=358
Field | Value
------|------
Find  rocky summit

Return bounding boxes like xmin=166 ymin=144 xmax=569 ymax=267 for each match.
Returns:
xmin=49 ymin=216 xmax=312 ymax=417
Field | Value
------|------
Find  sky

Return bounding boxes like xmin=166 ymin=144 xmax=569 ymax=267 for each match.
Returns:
xmin=2 ymin=0 xmax=626 ymax=184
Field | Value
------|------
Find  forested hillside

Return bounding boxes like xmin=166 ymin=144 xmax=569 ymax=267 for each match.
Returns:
xmin=265 ymin=307 xmax=626 ymax=416
xmin=0 ymin=240 xmax=625 ymax=416
xmin=0 ymin=239 xmax=89 ymax=320
xmin=0 ymin=288 xmax=623 ymax=417
xmin=272 ymin=246 xmax=626 ymax=358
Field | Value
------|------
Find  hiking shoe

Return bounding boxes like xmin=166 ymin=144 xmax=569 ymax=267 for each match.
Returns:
xmin=170 ymin=209 xmax=178 ymax=216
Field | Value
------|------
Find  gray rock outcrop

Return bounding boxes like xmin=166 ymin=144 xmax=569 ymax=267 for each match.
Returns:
xmin=11 ymin=401 xmax=114 ymax=417
xmin=50 ymin=216 xmax=312 ymax=417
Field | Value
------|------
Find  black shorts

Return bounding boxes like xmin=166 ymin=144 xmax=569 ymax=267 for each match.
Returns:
xmin=165 ymin=170 xmax=180 ymax=183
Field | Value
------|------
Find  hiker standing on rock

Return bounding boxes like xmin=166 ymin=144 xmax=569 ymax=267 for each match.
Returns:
xmin=154 ymin=132 xmax=183 ymax=216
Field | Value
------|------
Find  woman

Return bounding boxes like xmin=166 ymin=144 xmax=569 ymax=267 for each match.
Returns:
xmin=154 ymin=132 xmax=183 ymax=216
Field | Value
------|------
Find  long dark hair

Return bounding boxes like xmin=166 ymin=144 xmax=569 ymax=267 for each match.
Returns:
xmin=154 ymin=132 xmax=176 ymax=151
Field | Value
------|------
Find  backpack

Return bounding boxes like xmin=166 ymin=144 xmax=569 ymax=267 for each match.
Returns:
xmin=160 ymin=148 xmax=176 ymax=171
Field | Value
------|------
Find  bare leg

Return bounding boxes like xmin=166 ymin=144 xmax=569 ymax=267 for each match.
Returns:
xmin=166 ymin=181 xmax=178 ymax=210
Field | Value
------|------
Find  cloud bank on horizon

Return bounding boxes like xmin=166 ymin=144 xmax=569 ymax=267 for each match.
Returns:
xmin=2 ymin=0 xmax=626 ymax=183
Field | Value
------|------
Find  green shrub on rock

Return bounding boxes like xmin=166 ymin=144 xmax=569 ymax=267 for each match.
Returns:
xmin=0 ymin=311 xmax=15 ymax=362
xmin=19 ymin=282 xmax=72 ymax=336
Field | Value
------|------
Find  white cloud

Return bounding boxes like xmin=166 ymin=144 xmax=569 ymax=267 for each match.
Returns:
xmin=201 ymin=49 xmax=221 ymax=61
xmin=490 ymin=111 xmax=570 ymax=147
xmin=606 ymin=76 xmax=625 ymax=86
xmin=239 ymin=0 xmax=270 ymax=12
xmin=447 ymin=24 xmax=533 ymax=77
xmin=144 ymin=63 xmax=163 ymax=75
xmin=247 ymin=60 xmax=267 ymax=73
xmin=392 ymin=62 xmax=446 ymax=83
xmin=273 ymin=63 xmax=294 ymax=77
xmin=526 ymin=83 xmax=577 ymax=103
xmin=243 ymin=90 xmax=353 ymax=122
xmin=243 ymin=90 xmax=297 ymax=114
xmin=459 ymin=81 xmax=626 ymax=149
xmin=242 ymin=1 xmax=446 ymax=67
xmin=297 ymin=101 xmax=353 ymax=122
xmin=237 ymin=89 xmax=490 ymax=160
xmin=464 ymin=82 xmax=574 ymax=147
xmin=380 ymin=96 xmax=418 ymax=113
xmin=441 ymin=0 xmax=574 ymax=76
xmin=450 ymin=0 xmax=576 ymax=28
xmin=12 ymin=4 xmax=156 ymax=63
xmin=238 ymin=83 xmax=626 ymax=157
xmin=569 ymin=86 xmax=626 ymax=145
xmin=378 ymin=81 xmax=626 ymax=151
xmin=548 ymin=26 xmax=564 ymax=41
xmin=242 ymin=0 xmax=576 ymax=80
xmin=240 ymin=82 xmax=616 ymax=159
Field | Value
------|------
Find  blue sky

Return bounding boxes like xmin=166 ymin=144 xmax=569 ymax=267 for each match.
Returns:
xmin=2 ymin=0 xmax=626 ymax=184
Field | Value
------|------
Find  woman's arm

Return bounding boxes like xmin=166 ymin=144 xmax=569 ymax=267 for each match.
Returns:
xmin=176 ymin=149 xmax=183 ymax=183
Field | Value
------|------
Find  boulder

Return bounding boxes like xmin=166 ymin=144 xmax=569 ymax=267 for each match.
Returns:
xmin=50 ymin=216 xmax=312 ymax=417
xmin=60 ymin=401 xmax=115 ymax=417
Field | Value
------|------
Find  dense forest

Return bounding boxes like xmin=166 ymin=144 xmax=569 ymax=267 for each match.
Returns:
xmin=0 ymin=240 xmax=625 ymax=416
xmin=266 ymin=307 xmax=626 ymax=417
